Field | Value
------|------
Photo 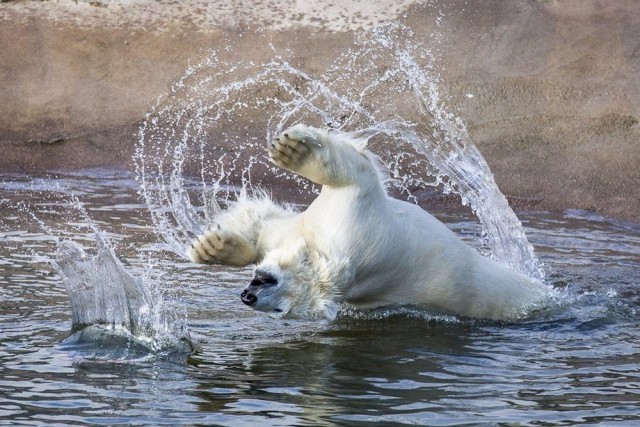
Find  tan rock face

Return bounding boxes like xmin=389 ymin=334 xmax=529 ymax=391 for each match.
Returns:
xmin=0 ymin=0 xmax=638 ymax=221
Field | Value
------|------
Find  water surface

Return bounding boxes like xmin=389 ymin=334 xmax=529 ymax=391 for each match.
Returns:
xmin=1 ymin=171 xmax=638 ymax=426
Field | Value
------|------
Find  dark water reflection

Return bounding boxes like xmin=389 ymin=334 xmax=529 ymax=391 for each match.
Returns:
xmin=186 ymin=316 xmax=640 ymax=426
xmin=1 ymin=171 xmax=639 ymax=426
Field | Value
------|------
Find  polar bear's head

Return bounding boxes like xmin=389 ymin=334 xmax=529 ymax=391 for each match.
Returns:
xmin=239 ymin=240 xmax=340 ymax=321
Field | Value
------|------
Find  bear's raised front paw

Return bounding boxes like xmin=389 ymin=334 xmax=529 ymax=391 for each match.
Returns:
xmin=269 ymin=124 xmax=322 ymax=172
xmin=188 ymin=228 xmax=257 ymax=267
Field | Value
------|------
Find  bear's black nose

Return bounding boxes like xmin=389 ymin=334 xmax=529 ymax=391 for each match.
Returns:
xmin=241 ymin=289 xmax=257 ymax=306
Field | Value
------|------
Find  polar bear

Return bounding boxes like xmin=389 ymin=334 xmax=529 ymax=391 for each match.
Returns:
xmin=188 ymin=124 xmax=549 ymax=321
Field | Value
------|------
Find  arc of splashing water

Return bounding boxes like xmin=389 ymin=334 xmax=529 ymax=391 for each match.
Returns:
xmin=135 ymin=31 xmax=545 ymax=283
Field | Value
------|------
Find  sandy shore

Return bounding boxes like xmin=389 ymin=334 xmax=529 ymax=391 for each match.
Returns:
xmin=1 ymin=0 xmax=638 ymax=221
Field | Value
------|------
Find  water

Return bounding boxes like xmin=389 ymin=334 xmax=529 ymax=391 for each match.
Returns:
xmin=0 ymin=171 xmax=639 ymax=425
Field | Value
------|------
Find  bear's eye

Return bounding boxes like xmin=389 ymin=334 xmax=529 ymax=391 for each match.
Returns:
xmin=250 ymin=270 xmax=278 ymax=287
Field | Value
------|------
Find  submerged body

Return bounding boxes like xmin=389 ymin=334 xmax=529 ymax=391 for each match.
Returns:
xmin=189 ymin=125 xmax=548 ymax=320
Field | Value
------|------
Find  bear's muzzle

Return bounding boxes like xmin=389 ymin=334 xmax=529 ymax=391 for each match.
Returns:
xmin=240 ymin=270 xmax=279 ymax=306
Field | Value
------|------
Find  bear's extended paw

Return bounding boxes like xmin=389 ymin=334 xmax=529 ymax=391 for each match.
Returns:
xmin=188 ymin=228 xmax=258 ymax=267
xmin=269 ymin=124 xmax=322 ymax=173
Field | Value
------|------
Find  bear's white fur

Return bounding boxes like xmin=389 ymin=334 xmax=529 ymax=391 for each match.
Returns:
xmin=189 ymin=124 xmax=549 ymax=321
